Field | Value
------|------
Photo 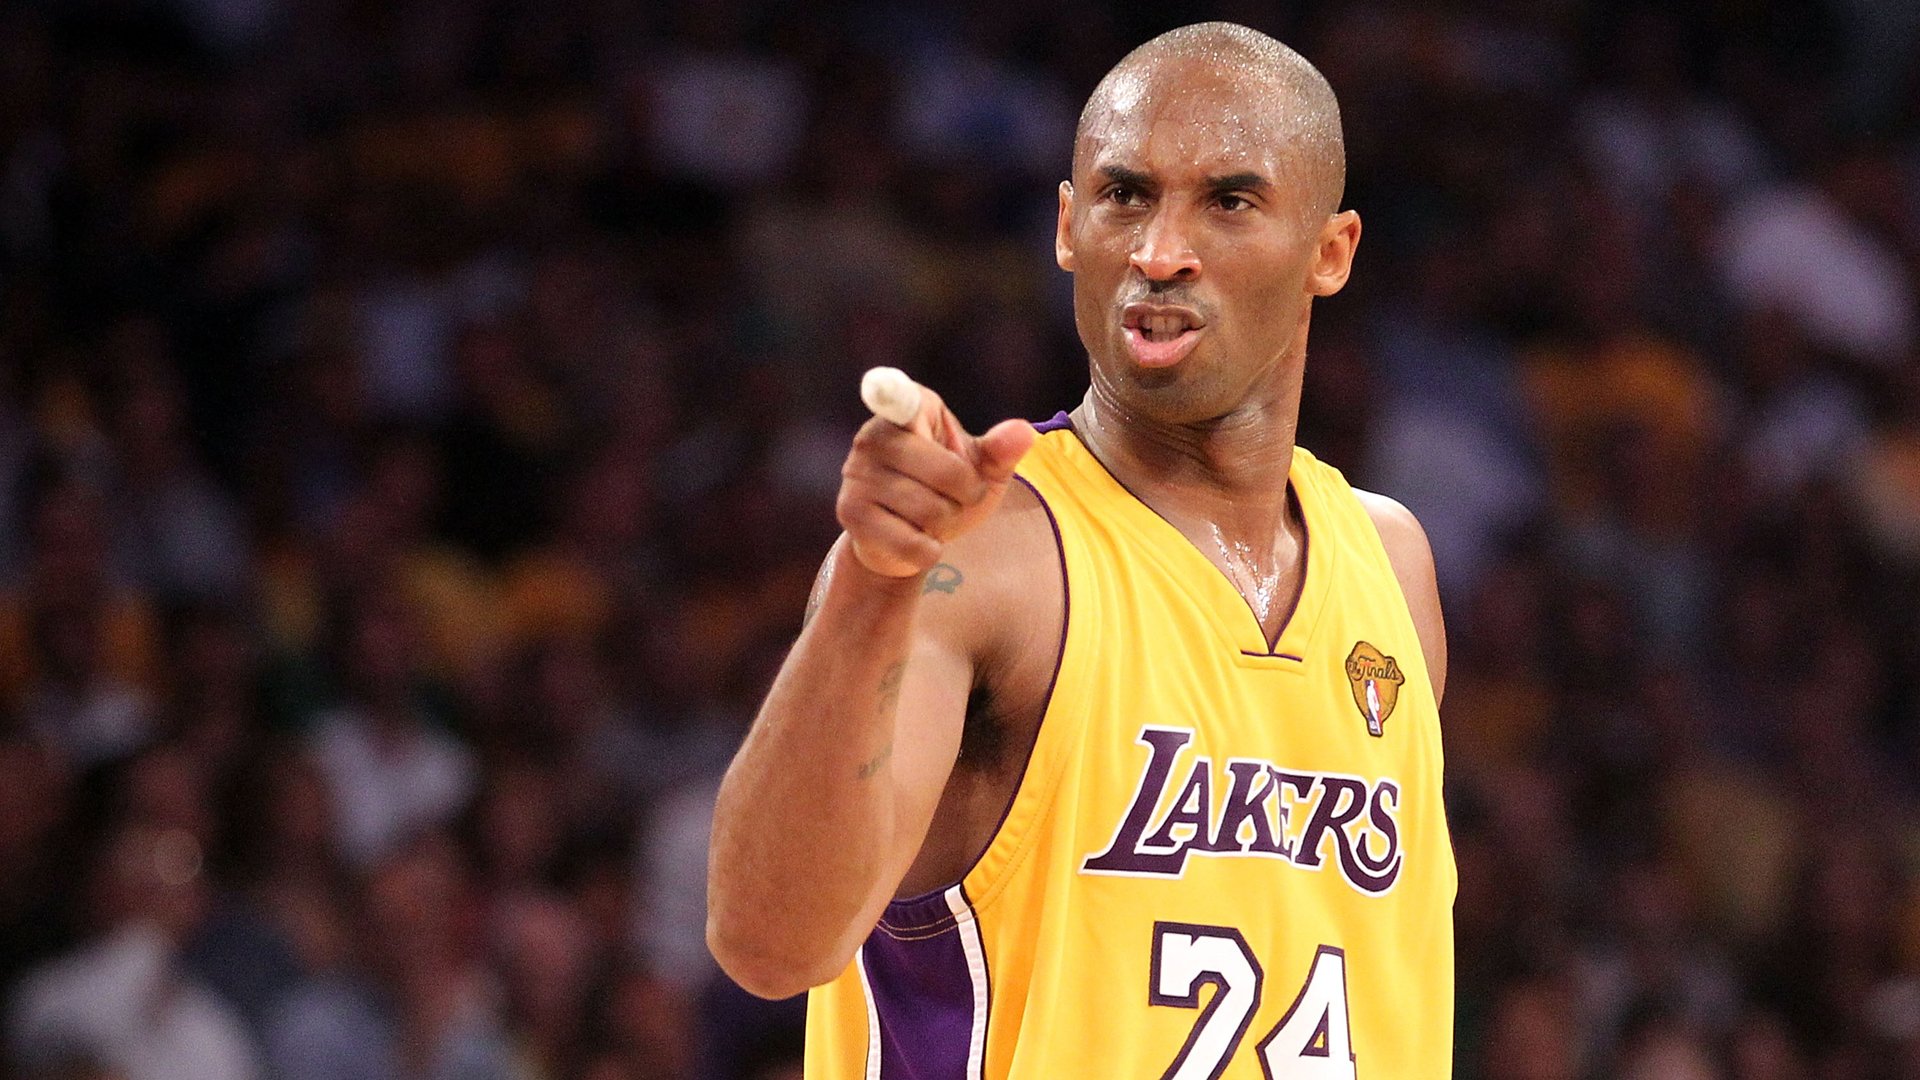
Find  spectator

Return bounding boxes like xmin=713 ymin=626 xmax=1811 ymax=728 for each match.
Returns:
xmin=6 ymin=822 xmax=257 ymax=1080
xmin=492 ymin=893 xmax=601 ymax=1080
xmin=265 ymin=831 xmax=519 ymax=1080
xmin=306 ymin=590 xmax=475 ymax=868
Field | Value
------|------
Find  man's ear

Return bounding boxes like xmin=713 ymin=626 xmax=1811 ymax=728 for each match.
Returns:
xmin=1055 ymin=181 xmax=1076 ymax=272
xmin=1307 ymin=209 xmax=1361 ymax=297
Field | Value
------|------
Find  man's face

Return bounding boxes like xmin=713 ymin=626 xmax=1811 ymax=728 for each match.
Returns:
xmin=1057 ymin=62 xmax=1357 ymax=424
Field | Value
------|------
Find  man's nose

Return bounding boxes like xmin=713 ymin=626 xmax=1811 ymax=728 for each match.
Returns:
xmin=1129 ymin=208 xmax=1201 ymax=282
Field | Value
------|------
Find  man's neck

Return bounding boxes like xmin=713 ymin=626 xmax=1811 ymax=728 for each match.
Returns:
xmin=1071 ymin=383 xmax=1300 ymax=529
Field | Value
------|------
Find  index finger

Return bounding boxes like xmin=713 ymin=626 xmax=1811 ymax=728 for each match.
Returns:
xmin=859 ymin=368 xmax=965 ymax=455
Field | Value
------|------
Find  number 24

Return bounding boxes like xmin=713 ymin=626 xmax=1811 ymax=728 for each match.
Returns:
xmin=1151 ymin=922 xmax=1356 ymax=1079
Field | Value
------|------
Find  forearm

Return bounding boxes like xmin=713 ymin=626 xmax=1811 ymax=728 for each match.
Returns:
xmin=707 ymin=546 xmax=933 ymax=996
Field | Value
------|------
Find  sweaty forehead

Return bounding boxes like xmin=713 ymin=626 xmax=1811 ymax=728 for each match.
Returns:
xmin=1076 ymin=61 xmax=1301 ymax=183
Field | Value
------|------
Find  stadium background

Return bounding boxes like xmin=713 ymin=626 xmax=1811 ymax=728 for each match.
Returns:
xmin=3 ymin=0 xmax=1920 ymax=1076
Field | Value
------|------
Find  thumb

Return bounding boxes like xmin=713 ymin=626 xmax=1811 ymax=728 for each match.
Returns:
xmin=972 ymin=419 xmax=1037 ymax=484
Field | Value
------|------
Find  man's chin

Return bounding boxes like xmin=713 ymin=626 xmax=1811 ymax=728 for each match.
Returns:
xmin=1098 ymin=362 xmax=1237 ymax=425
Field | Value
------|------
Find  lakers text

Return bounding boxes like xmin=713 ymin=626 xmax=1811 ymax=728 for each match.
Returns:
xmin=1081 ymin=726 xmax=1403 ymax=895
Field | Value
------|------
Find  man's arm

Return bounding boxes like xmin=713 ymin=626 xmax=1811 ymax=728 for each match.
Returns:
xmin=706 ymin=383 xmax=1035 ymax=1000
xmin=1356 ymin=490 xmax=1447 ymax=706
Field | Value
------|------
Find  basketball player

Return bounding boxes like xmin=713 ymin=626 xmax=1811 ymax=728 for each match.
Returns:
xmin=708 ymin=22 xmax=1452 ymax=1078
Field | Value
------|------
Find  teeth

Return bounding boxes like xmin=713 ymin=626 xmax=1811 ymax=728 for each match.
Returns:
xmin=1146 ymin=314 xmax=1186 ymax=342
xmin=1129 ymin=312 xmax=1196 ymax=343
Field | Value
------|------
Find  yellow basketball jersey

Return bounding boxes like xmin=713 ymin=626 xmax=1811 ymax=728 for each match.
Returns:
xmin=806 ymin=421 xmax=1455 ymax=1078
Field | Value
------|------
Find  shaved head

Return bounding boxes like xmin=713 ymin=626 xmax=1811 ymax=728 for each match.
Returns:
xmin=1074 ymin=22 xmax=1345 ymax=222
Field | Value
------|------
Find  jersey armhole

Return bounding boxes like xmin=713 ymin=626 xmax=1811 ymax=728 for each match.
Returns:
xmin=888 ymin=471 xmax=1074 ymax=919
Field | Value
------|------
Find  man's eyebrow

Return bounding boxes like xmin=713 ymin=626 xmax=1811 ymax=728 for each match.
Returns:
xmin=1204 ymin=172 xmax=1272 ymax=193
xmin=1099 ymin=165 xmax=1154 ymax=190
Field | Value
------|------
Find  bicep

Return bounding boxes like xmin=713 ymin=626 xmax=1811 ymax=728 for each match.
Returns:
xmin=1356 ymin=491 xmax=1447 ymax=707
xmin=883 ymin=627 xmax=975 ymax=854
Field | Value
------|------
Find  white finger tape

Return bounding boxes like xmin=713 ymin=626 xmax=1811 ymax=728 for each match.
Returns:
xmin=860 ymin=366 xmax=922 ymax=427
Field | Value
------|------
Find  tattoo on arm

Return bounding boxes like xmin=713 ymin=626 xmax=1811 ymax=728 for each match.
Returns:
xmin=875 ymin=661 xmax=905 ymax=713
xmin=856 ymin=661 xmax=906 ymax=780
xmin=856 ymin=742 xmax=894 ymax=779
xmin=923 ymin=563 xmax=963 ymax=595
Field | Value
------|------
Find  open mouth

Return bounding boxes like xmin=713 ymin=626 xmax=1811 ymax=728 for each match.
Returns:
xmin=1122 ymin=304 xmax=1206 ymax=368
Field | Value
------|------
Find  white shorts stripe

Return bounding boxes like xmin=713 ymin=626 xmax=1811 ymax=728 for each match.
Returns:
xmin=855 ymin=945 xmax=882 ymax=1080
xmin=944 ymin=886 xmax=991 ymax=1080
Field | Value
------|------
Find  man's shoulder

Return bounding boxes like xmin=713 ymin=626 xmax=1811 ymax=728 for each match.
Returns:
xmin=1347 ymin=487 xmax=1447 ymax=704
xmin=1350 ymin=488 xmax=1426 ymax=547
xmin=920 ymin=477 xmax=1065 ymax=659
xmin=1345 ymin=486 xmax=1437 ymax=597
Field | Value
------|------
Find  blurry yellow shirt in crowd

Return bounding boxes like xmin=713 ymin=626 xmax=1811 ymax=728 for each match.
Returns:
xmin=807 ymin=423 xmax=1455 ymax=1078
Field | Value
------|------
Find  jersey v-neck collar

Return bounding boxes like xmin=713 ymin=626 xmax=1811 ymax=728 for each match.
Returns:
xmin=1044 ymin=423 xmax=1333 ymax=669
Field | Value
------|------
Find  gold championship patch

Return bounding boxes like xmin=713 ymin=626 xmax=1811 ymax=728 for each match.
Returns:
xmin=1345 ymin=642 xmax=1404 ymax=737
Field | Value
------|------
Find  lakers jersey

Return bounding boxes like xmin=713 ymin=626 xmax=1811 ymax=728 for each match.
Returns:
xmin=806 ymin=421 xmax=1455 ymax=1078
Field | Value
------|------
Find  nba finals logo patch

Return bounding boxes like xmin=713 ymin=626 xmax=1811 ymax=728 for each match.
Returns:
xmin=1345 ymin=642 xmax=1404 ymax=737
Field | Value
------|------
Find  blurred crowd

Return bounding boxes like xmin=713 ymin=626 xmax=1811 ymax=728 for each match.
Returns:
xmin=1 ymin=0 xmax=1919 ymax=1077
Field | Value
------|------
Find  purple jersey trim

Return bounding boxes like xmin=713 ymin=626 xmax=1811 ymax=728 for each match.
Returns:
xmin=861 ymin=885 xmax=989 ymax=1079
xmin=1032 ymin=410 xmax=1075 ymax=434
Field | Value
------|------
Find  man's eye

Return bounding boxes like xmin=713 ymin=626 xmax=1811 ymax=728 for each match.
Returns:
xmin=1216 ymin=194 xmax=1252 ymax=211
xmin=1108 ymin=186 xmax=1145 ymax=206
